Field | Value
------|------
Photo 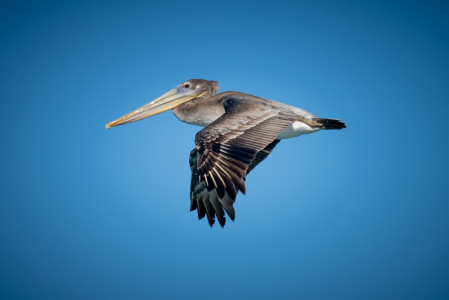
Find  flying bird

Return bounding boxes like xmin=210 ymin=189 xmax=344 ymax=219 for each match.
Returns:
xmin=106 ymin=79 xmax=346 ymax=227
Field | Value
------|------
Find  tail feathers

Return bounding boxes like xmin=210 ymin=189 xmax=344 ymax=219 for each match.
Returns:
xmin=312 ymin=118 xmax=346 ymax=130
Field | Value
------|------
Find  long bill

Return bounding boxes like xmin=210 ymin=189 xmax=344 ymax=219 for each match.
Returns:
xmin=106 ymin=88 xmax=203 ymax=129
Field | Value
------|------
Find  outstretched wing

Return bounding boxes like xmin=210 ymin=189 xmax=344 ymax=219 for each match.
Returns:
xmin=189 ymin=139 xmax=281 ymax=227
xmin=189 ymin=148 xmax=234 ymax=227
xmin=190 ymin=97 xmax=297 ymax=227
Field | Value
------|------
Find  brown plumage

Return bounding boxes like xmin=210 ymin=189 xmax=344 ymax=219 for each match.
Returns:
xmin=106 ymin=79 xmax=346 ymax=228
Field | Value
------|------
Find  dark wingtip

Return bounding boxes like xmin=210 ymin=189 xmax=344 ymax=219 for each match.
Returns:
xmin=190 ymin=197 xmax=197 ymax=212
xmin=197 ymin=209 xmax=205 ymax=220
xmin=240 ymin=187 xmax=246 ymax=195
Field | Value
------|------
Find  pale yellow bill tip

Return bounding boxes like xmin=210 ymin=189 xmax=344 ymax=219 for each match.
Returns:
xmin=105 ymin=121 xmax=117 ymax=130
xmin=106 ymin=119 xmax=122 ymax=129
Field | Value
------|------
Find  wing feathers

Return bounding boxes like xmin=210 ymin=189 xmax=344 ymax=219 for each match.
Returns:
xmin=190 ymin=99 xmax=298 ymax=227
xmin=202 ymin=195 xmax=216 ymax=227
xmin=219 ymin=196 xmax=235 ymax=221
xmin=246 ymin=139 xmax=281 ymax=175
xmin=209 ymin=192 xmax=226 ymax=227
xmin=197 ymin=197 xmax=206 ymax=220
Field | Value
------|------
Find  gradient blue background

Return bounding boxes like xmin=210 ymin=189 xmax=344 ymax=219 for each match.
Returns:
xmin=1 ymin=0 xmax=448 ymax=299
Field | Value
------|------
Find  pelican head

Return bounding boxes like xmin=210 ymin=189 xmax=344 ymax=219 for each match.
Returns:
xmin=106 ymin=79 xmax=218 ymax=129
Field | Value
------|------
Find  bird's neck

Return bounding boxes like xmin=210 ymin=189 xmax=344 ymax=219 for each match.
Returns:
xmin=172 ymin=95 xmax=225 ymax=127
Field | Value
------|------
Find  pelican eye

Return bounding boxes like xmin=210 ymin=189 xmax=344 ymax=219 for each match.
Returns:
xmin=184 ymin=83 xmax=191 ymax=88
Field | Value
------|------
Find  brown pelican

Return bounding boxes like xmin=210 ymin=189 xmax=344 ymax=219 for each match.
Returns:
xmin=106 ymin=79 xmax=346 ymax=227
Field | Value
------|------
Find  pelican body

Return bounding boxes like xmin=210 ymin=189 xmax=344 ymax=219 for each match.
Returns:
xmin=107 ymin=79 xmax=346 ymax=227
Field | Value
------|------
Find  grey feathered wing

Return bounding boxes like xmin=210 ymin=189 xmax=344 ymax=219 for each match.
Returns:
xmin=189 ymin=98 xmax=297 ymax=227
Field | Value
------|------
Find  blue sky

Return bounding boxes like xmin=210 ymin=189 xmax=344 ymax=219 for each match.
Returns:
xmin=1 ymin=0 xmax=448 ymax=299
